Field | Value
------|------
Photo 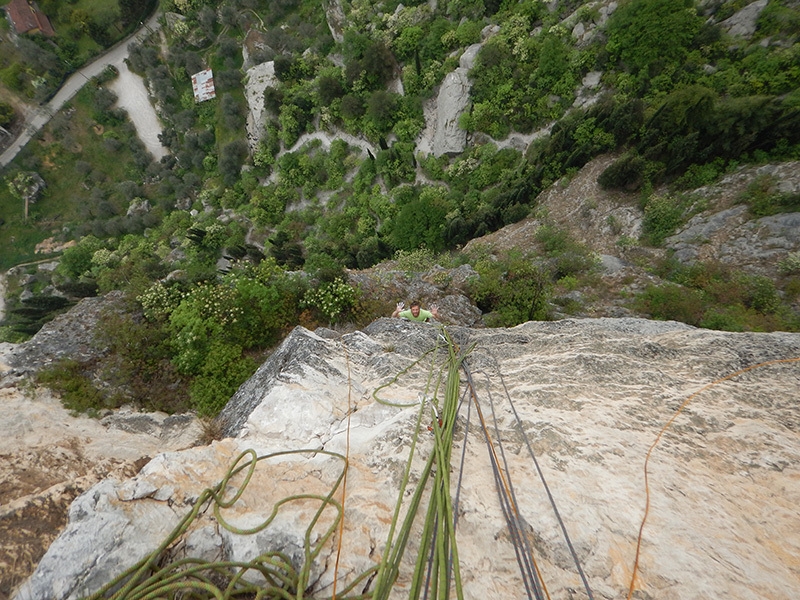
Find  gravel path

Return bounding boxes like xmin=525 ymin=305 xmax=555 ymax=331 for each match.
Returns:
xmin=108 ymin=59 xmax=167 ymax=161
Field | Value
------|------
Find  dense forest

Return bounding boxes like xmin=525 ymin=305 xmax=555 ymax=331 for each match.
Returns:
xmin=1 ymin=0 xmax=799 ymax=416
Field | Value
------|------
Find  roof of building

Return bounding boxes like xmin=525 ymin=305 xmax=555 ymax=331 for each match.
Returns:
xmin=4 ymin=0 xmax=55 ymax=37
xmin=191 ymin=69 xmax=217 ymax=103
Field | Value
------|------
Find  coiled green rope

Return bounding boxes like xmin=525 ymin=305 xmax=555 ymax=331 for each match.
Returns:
xmin=83 ymin=329 xmax=468 ymax=600
xmin=83 ymin=448 xmax=372 ymax=600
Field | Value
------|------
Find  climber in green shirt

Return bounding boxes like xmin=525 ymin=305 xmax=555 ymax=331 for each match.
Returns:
xmin=392 ymin=300 xmax=439 ymax=322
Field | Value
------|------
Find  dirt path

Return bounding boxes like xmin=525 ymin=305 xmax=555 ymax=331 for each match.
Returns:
xmin=108 ymin=60 xmax=167 ymax=161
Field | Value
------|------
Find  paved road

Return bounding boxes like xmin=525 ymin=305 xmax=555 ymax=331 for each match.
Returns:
xmin=0 ymin=12 xmax=162 ymax=168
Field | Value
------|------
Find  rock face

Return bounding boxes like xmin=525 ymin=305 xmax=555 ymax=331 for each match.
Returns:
xmin=0 ymin=384 xmax=203 ymax=600
xmin=15 ymin=318 xmax=800 ymax=600
xmin=244 ymin=61 xmax=277 ymax=150
xmin=720 ymin=0 xmax=769 ymax=38
xmin=3 ymin=292 xmax=125 ymax=378
xmin=418 ymin=44 xmax=481 ymax=157
xmin=664 ymin=161 xmax=800 ymax=276
xmin=323 ymin=0 xmax=347 ymax=43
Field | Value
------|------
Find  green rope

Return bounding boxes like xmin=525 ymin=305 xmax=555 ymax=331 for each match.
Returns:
xmin=83 ymin=448 xmax=356 ymax=600
xmin=372 ymin=328 xmax=471 ymax=600
xmin=81 ymin=329 xmax=469 ymax=600
xmin=372 ymin=343 xmax=441 ymax=407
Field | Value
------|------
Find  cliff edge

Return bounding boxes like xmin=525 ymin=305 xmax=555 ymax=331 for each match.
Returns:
xmin=12 ymin=317 xmax=800 ymax=600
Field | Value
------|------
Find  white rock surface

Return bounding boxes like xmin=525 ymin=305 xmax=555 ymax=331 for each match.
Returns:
xmin=417 ymin=44 xmax=482 ymax=157
xmin=244 ymin=61 xmax=277 ymax=150
xmin=15 ymin=319 xmax=800 ymax=600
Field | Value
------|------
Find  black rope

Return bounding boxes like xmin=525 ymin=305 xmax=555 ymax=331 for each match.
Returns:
xmin=494 ymin=360 xmax=595 ymax=600
xmin=462 ymin=363 xmax=544 ymax=600
xmin=481 ymin=369 xmax=546 ymax=600
xmin=452 ymin=386 xmax=471 ymax=532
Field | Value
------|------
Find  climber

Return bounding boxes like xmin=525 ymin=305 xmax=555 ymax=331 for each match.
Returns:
xmin=392 ymin=300 xmax=439 ymax=322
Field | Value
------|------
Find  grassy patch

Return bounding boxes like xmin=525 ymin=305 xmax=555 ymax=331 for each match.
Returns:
xmin=637 ymin=258 xmax=800 ymax=331
xmin=739 ymin=174 xmax=800 ymax=217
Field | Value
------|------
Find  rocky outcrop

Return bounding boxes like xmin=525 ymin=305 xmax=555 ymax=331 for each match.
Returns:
xmin=2 ymin=292 xmax=125 ymax=379
xmin=244 ymin=61 xmax=277 ymax=150
xmin=664 ymin=161 xmax=800 ymax=276
xmin=667 ymin=206 xmax=800 ymax=269
xmin=418 ymin=44 xmax=481 ymax=157
xmin=567 ymin=0 xmax=618 ymax=46
xmin=0 ymin=383 xmax=203 ymax=600
xmin=16 ymin=318 xmax=800 ymax=600
xmin=719 ymin=0 xmax=768 ymax=38
xmin=323 ymin=0 xmax=347 ymax=44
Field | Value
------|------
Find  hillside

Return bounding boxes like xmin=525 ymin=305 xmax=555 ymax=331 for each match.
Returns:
xmin=0 ymin=0 xmax=798 ymax=421
xmin=0 ymin=0 xmax=799 ymax=584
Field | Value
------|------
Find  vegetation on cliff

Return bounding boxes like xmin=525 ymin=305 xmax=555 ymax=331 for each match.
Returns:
xmin=1 ymin=0 xmax=799 ymax=415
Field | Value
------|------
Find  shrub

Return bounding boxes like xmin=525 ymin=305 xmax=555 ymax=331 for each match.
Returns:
xmin=95 ymin=307 xmax=191 ymax=413
xmin=779 ymin=252 xmax=800 ymax=275
xmin=641 ymin=194 xmax=693 ymax=246
xmin=469 ymin=251 xmax=551 ymax=327
xmin=218 ymin=140 xmax=249 ymax=186
xmin=302 ymin=277 xmax=358 ymax=324
xmin=598 ymin=153 xmax=649 ymax=191
xmin=390 ymin=188 xmax=451 ymax=252
xmin=0 ymin=101 xmax=14 ymax=128
xmin=699 ymin=305 xmax=748 ymax=332
xmin=36 ymin=359 xmax=110 ymax=414
xmin=394 ymin=247 xmax=439 ymax=275
xmin=189 ymin=341 xmax=256 ymax=416
xmin=739 ymin=174 xmax=800 ymax=217
xmin=744 ymin=275 xmax=780 ymax=314
xmin=605 ymin=0 xmax=703 ymax=77
xmin=673 ymin=159 xmax=727 ymax=190
xmin=634 ymin=283 xmax=706 ymax=325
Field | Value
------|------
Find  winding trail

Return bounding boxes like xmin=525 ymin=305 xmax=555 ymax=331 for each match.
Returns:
xmin=0 ymin=12 xmax=163 ymax=168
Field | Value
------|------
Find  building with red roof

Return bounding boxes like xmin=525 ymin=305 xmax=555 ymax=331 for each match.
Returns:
xmin=4 ymin=0 xmax=55 ymax=37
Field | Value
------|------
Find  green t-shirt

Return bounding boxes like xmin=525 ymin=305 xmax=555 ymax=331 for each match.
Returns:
xmin=399 ymin=308 xmax=433 ymax=322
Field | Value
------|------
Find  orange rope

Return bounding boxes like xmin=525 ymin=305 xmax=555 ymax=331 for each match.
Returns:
xmin=626 ymin=356 xmax=800 ymax=599
xmin=332 ymin=343 xmax=353 ymax=600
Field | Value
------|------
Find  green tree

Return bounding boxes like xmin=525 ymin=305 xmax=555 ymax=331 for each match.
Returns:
xmin=0 ymin=101 xmax=14 ymax=129
xmin=606 ymin=0 xmax=703 ymax=77
xmin=56 ymin=236 xmax=105 ymax=281
xmin=390 ymin=187 xmax=450 ymax=252
xmin=469 ymin=251 xmax=551 ymax=327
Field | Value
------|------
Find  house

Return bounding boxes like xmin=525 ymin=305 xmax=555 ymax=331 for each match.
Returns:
xmin=4 ymin=0 xmax=55 ymax=37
